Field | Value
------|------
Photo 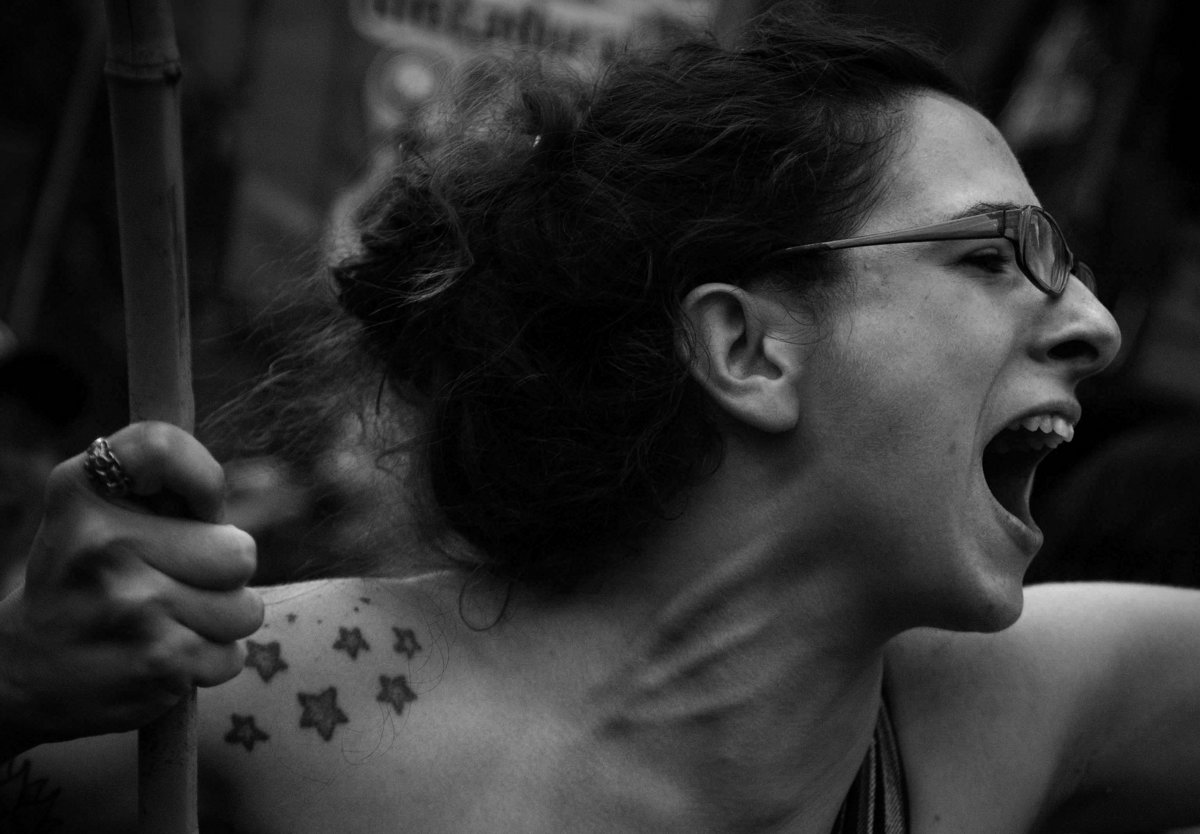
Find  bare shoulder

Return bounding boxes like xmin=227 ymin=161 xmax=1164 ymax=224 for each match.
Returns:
xmin=887 ymin=582 xmax=1200 ymax=700
xmin=12 ymin=574 xmax=511 ymax=834
xmin=197 ymin=572 xmax=489 ymax=833
xmin=883 ymin=582 xmax=1200 ymax=832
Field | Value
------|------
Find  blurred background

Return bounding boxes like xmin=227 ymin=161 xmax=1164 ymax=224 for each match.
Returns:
xmin=2 ymin=0 xmax=1199 ymax=596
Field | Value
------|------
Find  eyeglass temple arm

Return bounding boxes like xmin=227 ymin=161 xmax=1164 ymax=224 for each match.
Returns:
xmin=781 ymin=211 xmax=1009 ymax=253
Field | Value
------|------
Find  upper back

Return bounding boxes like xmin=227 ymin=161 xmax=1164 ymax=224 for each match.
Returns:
xmin=196 ymin=574 xmax=638 ymax=833
xmin=197 ymin=575 xmax=523 ymax=832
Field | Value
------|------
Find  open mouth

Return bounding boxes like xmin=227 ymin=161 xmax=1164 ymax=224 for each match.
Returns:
xmin=981 ymin=414 xmax=1075 ymax=526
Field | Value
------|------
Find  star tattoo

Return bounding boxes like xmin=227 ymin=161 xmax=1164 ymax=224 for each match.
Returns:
xmin=332 ymin=626 xmax=370 ymax=659
xmin=224 ymin=714 xmax=270 ymax=751
xmin=298 ymin=687 xmax=349 ymax=741
xmin=392 ymin=627 xmax=422 ymax=659
xmin=244 ymin=640 xmax=289 ymax=682
xmin=376 ymin=674 xmax=418 ymax=714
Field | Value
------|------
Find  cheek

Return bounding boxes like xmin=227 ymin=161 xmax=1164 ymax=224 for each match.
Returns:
xmin=804 ymin=278 xmax=1014 ymax=458
xmin=802 ymin=359 xmax=951 ymax=480
xmin=805 ymin=326 xmax=988 ymax=480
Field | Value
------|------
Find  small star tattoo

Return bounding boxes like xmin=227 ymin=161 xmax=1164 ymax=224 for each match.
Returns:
xmin=286 ymin=613 xmax=297 ymax=623
xmin=244 ymin=640 xmax=289 ymax=682
xmin=298 ymin=687 xmax=349 ymax=741
xmin=392 ymin=627 xmax=422 ymax=659
xmin=225 ymin=714 xmax=270 ymax=751
xmin=332 ymin=626 xmax=370 ymax=659
xmin=376 ymin=674 xmax=418 ymax=714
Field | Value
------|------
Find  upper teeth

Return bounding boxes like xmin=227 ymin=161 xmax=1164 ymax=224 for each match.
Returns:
xmin=1005 ymin=413 xmax=1076 ymax=443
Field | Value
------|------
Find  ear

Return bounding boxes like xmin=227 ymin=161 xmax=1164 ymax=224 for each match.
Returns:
xmin=678 ymin=283 xmax=803 ymax=433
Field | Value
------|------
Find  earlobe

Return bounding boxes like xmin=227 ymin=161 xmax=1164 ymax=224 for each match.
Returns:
xmin=678 ymin=283 xmax=802 ymax=433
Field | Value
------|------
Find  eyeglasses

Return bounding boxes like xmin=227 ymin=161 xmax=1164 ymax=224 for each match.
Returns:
xmin=776 ymin=205 xmax=1094 ymax=298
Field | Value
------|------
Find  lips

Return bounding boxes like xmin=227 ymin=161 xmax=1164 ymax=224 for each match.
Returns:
xmin=981 ymin=411 xmax=1076 ymax=526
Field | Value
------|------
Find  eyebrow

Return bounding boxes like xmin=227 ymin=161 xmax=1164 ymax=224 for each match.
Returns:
xmin=945 ymin=200 xmax=1024 ymax=221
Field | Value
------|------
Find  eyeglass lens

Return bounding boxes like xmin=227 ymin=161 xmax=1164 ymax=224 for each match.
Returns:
xmin=1022 ymin=210 xmax=1064 ymax=293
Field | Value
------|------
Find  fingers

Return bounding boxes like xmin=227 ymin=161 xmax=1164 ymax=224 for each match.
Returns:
xmin=49 ymin=421 xmax=264 ymax=623
xmin=118 ymin=587 xmax=259 ymax=689
xmin=62 ymin=544 xmax=265 ymax=643
xmin=115 ymin=627 xmax=252 ymax=693
xmin=65 ymin=572 xmax=261 ymax=688
xmin=40 ymin=421 xmax=257 ymax=590
xmin=30 ymin=631 xmax=249 ymax=741
xmin=125 ymin=512 xmax=258 ymax=591
xmin=177 ymin=635 xmax=250 ymax=689
xmin=56 ymin=421 xmax=227 ymax=523
xmin=167 ymin=584 xmax=265 ymax=645
xmin=45 ymin=502 xmax=257 ymax=592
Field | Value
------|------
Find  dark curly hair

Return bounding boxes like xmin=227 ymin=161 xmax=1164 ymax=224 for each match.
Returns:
xmin=231 ymin=4 xmax=969 ymax=594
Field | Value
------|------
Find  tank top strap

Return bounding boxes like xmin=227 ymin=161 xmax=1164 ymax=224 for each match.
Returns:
xmin=830 ymin=695 xmax=910 ymax=834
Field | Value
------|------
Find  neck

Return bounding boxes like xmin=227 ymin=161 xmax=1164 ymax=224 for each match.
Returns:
xmin=483 ymin=446 xmax=899 ymax=831
xmin=490 ymin=522 xmax=887 ymax=833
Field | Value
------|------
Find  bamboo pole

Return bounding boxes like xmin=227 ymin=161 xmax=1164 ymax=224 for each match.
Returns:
xmin=102 ymin=1 xmax=196 ymax=832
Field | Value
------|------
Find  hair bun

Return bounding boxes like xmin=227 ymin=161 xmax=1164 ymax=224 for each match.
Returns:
xmin=521 ymin=85 xmax=582 ymax=165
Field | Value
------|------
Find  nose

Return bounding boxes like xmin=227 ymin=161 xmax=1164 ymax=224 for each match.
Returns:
xmin=1034 ymin=273 xmax=1122 ymax=380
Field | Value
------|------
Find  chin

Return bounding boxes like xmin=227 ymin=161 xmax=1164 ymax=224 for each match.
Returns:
xmin=918 ymin=564 xmax=1029 ymax=634
xmin=955 ymin=574 xmax=1028 ymax=633
xmin=968 ymin=593 xmax=1025 ymax=633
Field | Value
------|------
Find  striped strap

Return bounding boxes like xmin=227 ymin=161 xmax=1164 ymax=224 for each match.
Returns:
xmin=831 ymin=700 xmax=910 ymax=834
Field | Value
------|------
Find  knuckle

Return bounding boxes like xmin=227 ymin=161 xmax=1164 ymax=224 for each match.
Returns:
xmin=99 ymin=585 xmax=166 ymax=637
xmin=188 ymin=448 xmax=226 ymax=503
xmin=42 ymin=458 xmax=88 ymax=512
xmin=198 ymin=526 xmax=258 ymax=587
xmin=241 ymin=588 xmax=266 ymax=633
xmin=74 ymin=510 xmax=124 ymax=552
xmin=225 ymin=527 xmax=259 ymax=582
xmin=60 ymin=521 xmax=140 ymax=588
xmin=137 ymin=421 xmax=180 ymax=463
xmin=140 ymin=644 xmax=175 ymax=679
xmin=141 ymin=641 xmax=191 ymax=692
xmin=201 ymin=644 xmax=247 ymax=687
xmin=230 ymin=639 xmax=249 ymax=668
xmin=213 ymin=588 xmax=265 ymax=639
xmin=110 ymin=574 xmax=164 ymax=610
xmin=208 ymin=458 xmax=228 ymax=496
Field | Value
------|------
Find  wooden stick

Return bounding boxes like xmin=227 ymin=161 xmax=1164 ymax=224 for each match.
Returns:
xmin=102 ymin=1 xmax=196 ymax=832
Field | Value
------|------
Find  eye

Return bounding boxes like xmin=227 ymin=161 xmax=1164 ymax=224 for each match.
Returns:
xmin=960 ymin=248 xmax=1016 ymax=275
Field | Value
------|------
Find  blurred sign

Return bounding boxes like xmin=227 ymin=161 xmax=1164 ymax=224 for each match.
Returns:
xmin=349 ymin=0 xmax=716 ymax=134
xmin=323 ymin=0 xmax=716 ymax=261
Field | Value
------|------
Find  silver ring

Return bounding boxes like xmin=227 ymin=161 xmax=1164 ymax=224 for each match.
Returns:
xmin=83 ymin=437 xmax=133 ymax=498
